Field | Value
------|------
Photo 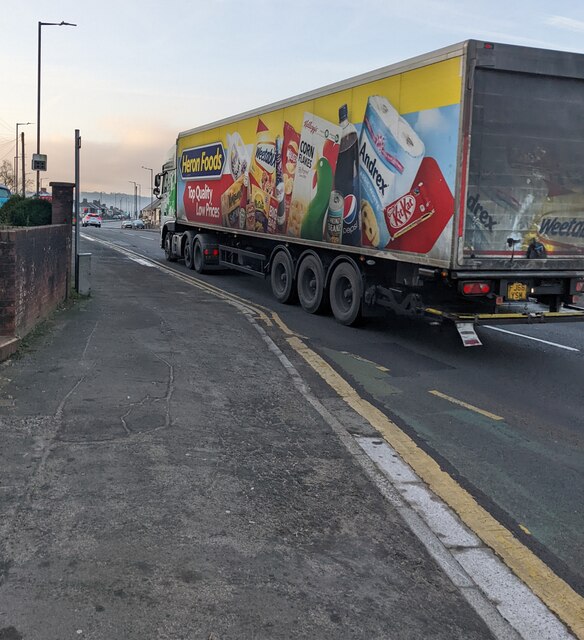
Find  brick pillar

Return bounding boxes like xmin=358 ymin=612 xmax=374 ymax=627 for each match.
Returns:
xmin=50 ymin=182 xmax=74 ymax=225
xmin=50 ymin=182 xmax=74 ymax=299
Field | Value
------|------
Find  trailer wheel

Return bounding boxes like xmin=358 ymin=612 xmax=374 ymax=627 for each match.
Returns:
xmin=270 ymin=251 xmax=296 ymax=304
xmin=164 ymin=233 xmax=177 ymax=262
xmin=184 ymin=232 xmax=194 ymax=270
xmin=297 ymin=254 xmax=326 ymax=314
xmin=329 ymin=261 xmax=362 ymax=326
xmin=193 ymin=240 xmax=205 ymax=273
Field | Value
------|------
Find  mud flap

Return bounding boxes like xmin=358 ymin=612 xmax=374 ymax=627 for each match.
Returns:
xmin=456 ymin=322 xmax=482 ymax=347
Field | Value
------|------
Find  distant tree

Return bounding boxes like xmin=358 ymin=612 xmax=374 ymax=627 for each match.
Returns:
xmin=0 ymin=160 xmax=34 ymax=194
xmin=0 ymin=160 xmax=15 ymax=191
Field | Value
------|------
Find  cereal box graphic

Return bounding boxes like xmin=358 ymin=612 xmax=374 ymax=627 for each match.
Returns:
xmin=288 ymin=113 xmax=341 ymax=240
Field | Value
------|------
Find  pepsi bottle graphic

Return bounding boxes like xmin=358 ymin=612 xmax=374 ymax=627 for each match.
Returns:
xmin=335 ymin=104 xmax=361 ymax=246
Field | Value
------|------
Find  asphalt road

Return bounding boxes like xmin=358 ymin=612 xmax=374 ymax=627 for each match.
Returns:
xmin=85 ymin=222 xmax=584 ymax=597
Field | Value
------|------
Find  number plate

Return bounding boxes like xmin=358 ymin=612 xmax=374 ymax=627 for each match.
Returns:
xmin=507 ymin=282 xmax=528 ymax=301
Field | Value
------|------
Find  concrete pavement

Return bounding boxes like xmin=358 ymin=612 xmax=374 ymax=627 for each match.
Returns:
xmin=0 ymin=239 xmax=501 ymax=639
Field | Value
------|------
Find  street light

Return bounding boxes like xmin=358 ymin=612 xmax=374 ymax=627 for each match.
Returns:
xmin=15 ymin=122 xmax=32 ymax=195
xmin=141 ymin=166 xmax=153 ymax=206
xmin=36 ymin=20 xmax=77 ymax=196
xmin=128 ymin=180 xmax=138 ymax=219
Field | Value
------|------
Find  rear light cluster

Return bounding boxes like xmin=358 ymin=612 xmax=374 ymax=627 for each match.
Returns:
xmin=575 ymin=280 xmax=584 ymax=293
xmin=203 ymin=248 xmax=220 ymax=257
xmin=462 ymin=281 xmax=491 ymax=295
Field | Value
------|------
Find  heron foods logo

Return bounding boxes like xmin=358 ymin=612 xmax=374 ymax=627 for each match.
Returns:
xmin=180 ymin=143 xmax=225 ymax=180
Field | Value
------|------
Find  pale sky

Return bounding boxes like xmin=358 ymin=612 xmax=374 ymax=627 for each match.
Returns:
xmin=1 ymin=0 xmax=583 ymax=197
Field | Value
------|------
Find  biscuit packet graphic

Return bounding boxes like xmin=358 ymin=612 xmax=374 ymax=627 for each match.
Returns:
xmin=361 ymin=200 xmax=381 ymax=247
xmin=250 ymin=119 xmax=277 ymax=197
xmin=281 ymin=122 xmax=300 ymax=225
xmin=227 ymin=132 xmax=250 ymax=180
xmin=247 ymin=183 xmax=278 ymax=234
xmin=221 ymin=173 xmax=248 ymax=229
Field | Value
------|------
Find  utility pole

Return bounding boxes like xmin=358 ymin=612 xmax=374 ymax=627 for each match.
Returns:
xmin=21 ymin=133 xmax=26 ymax=197
xmin=74 ymin=129 xmax=81 ymax=291
xmin=15 ymin=122 xmax=32 ymax=195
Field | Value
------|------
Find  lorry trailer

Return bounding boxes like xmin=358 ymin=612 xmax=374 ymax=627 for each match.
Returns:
xmin=156 ymin=40 xmax=584 ymax=346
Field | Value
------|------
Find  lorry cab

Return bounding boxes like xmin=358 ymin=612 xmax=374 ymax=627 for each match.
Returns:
xmin=154 ymin=146 xmax=177 ymax=233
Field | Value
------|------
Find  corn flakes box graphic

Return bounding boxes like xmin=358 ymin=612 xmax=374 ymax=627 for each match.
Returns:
xmin=288 ymin=113 xmax=341 ymax=240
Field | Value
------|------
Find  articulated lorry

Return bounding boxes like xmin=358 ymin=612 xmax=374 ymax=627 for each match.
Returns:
xmin=157 ymin=40 xmax=584 ymax=345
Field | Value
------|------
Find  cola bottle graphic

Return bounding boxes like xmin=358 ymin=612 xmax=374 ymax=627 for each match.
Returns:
xmin=335 ymin=104 xmax=361 ymax=246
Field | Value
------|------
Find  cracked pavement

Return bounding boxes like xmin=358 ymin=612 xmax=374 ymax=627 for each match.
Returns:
xmin=0 ymin=242 xmax=497 ymax=639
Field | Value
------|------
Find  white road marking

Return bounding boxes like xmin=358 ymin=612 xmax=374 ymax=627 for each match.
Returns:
xmin=126 ymin=256 xmax=156 ymax=267
xmin=138 ymin=234 xmax=156 ymax=240
xmin=483 ymin=325 xmax=579 ymax=352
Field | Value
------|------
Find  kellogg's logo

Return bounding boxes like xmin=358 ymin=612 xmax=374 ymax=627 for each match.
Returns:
xmin=303 ymin=119 xmax=318 ymax=135
xmin=180 ymin=143 xmax=225 ymax=180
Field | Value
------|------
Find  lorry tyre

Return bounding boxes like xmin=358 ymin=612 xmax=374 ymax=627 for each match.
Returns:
xmin=193 ymin=240 xmax=205 ymax=273
xmin=329 ymin=261 xmax=363 ymax=326
xmin=270 ymin=251 xmax=296 ymax=304
xmin=297 ymin=254 xmax=326 ymax=314
xmin=184 ymin=232 xmax=195 ymax=270
xmin=164 ymin=233 xmax=177 ymax=262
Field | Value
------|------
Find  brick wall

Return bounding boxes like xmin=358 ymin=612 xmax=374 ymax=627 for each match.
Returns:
xmin=0 ymin=225 xmax=70 ymax=339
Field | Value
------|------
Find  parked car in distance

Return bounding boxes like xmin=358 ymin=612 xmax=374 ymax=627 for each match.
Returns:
xmin=122 ymin=219 xmax=145 ymax=229
xmin=0 ymin=185 xmax=11 ymax=208
xmin=82 ymin=214 xmax=102 ymax=227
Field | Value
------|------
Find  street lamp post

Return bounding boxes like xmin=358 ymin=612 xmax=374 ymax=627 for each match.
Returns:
xmin=128 ymin=181 xmax=138 ymax=219
xmin=15 ymin=122 xmax=32 ymax=195
xmin=141 ymin=166 xmax=153 ymax=206
xmin=36 ymin=20 xmax=76 ymax=196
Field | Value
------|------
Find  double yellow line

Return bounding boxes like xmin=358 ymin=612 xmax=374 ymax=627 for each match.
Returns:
xmin=88 ymin=235 xmax=584 ymax=638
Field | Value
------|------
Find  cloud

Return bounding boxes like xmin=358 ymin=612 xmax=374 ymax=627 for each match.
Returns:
xmin=546 ymin=15 xmax=584 ymax=33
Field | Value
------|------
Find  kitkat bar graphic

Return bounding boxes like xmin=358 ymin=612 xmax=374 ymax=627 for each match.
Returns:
xmin=380 ymin=158 xmax=454 ymax=253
